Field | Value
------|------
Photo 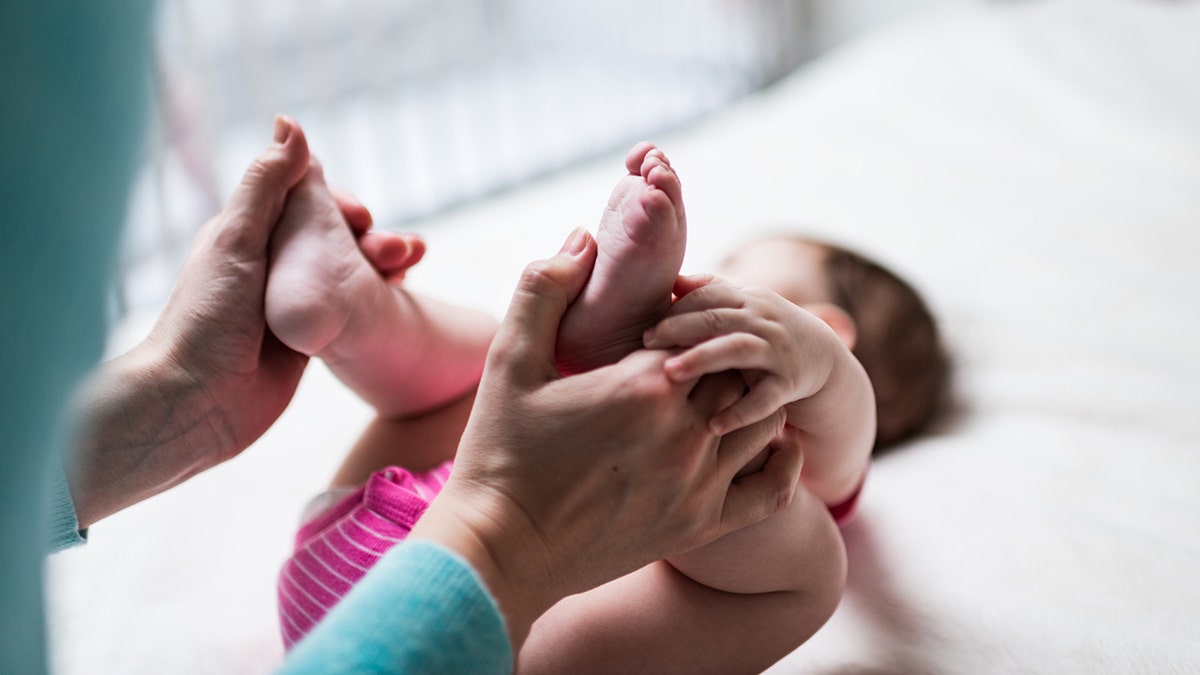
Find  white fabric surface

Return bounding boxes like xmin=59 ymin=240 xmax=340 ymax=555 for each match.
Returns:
xmin=48 ymin=1 xmax=1200 ymax=672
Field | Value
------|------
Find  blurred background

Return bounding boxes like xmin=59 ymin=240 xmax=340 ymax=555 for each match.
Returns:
xmin=116 ymin=0 xmax=973 ymax=317
xmin=49 ymin=2 xmax=1200 ymax=672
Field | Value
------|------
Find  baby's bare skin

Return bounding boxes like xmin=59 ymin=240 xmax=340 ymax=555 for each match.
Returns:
xmin=266 ymin=143 xmax=688 ymax=415
xmin=264 ymin=159 xmax=496 ymax=418
xmin=265 ymin=139 xmax=861 ymax=673
xmin=556 ymin=142 xmax=687 ymax=374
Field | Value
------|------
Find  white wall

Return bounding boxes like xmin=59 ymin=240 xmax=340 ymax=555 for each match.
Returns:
xmin=808 ymin=0 xmax=981 ymax=50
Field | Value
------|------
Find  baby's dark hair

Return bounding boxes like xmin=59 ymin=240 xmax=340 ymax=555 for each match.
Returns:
xmin=818 ymin=240 xmax=951 ymax=450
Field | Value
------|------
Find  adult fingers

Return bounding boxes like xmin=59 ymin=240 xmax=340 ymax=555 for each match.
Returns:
xmin=219 ymin=115 xmax=310 ymax=257
xmin=330 ymin=185 xmax=373 ymax=233
xmin=488 ymin=228 xmax=597 ymax=386
xmin=718 ymin=424 xmax=803 ymax=536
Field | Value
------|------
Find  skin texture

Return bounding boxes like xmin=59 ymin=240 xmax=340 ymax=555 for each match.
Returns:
xmin=555 ymin=142 xmax=687 ymax=374
xmin=648 ymin=273 xmax=875 ymax=506
xmin=66 ymin=117 xmax=313 ymax=528
xmin=65 ymin=117 xmax=428 ymax=528
xmin=405 ymin=232 xmax=804 ymax=653
xmin=264 ymin=150 xmax=497 ymax=419
xmin=67 ymin=119 xmax=808 ymax=671
xmin=274 ymin=142 xmax=874 ymax=671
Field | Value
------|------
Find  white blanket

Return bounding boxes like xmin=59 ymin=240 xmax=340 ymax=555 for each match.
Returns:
xmin=48 ymin=1 xmax=1200 ymax=672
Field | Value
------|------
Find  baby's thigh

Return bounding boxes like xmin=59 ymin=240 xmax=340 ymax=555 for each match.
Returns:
xmin=669 ymin=480 xmax=848 ymax=597
xmin=518 ymin=488 xmax=847 ymax=675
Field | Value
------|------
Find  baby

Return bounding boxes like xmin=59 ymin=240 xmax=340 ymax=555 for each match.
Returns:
xmin=268 ymin=135 xmax=948 ymax=673
xmin=714 ymin=234 xmax=949 ymax=451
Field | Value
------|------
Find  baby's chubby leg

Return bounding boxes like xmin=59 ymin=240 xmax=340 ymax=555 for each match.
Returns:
xmin=265 ymin=158 xmax=496 ymax=418
xmin=556 ymin=143 xmax=686 ymax=373
xmin=519 ymin=457 xmax=846 ymax=674
xmin=664 ymin=432 xmax=846 ymax=596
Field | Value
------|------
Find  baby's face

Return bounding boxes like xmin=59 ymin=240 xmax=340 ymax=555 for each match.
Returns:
xmin=715 ymin=237 xmax=832 ymax=308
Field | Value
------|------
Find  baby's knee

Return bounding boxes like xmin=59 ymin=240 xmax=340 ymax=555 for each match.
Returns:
xmin=807 ymin=517 xmax=848 ymax=623
xmin=777 ymin=488 xmax=849 ymax=615
xmin=774 ymin=511 xmax=847 ymax=649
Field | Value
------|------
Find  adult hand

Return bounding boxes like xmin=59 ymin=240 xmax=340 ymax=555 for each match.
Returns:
xmin=409 ymin=228 xmax=804 ymax=651
xmin=66 ymin=116 xmax=394 ymax=528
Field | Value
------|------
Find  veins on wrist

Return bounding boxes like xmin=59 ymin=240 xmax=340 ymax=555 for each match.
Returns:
xmin=67 ymin=346 xmax=236 ymax=525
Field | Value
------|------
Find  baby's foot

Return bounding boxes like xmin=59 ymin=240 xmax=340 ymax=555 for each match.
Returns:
xmin=265 ymin=155 xmax=495 ymax=418
xmin=556 ymin=143 xmax=687 ymax=373
xmin=264 ymin=159 xmax=414 ymax=359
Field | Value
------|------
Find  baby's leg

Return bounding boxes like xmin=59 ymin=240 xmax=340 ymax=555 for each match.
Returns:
xmin=329 ymin=390 xmax=475 ymax=489
xmin=517 ymin=481 xmax=846 ymax=674
xmin=556 ymin=143 xmax=686 ymax=373
xmin=265 ymin=159 xmax=497 ymax=418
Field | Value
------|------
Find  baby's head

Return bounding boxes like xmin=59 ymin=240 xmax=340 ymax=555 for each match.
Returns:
xmin=717 ymin=235 xmax=951 ymax=450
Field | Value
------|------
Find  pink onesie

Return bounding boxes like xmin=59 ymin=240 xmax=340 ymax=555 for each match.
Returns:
xmin=278 ymin=461 xmax=866 ymax=648
xmin=276 ymin=463 xmax=451 ymax=649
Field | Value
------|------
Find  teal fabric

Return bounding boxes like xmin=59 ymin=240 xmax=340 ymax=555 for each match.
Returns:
xmin=281 ymin=540 xmax=514 ymax=675
xmin=46 ymin=451 xmax=88 ymax=552
xmin=1 ymin=2 xmax=155 ymax=672
xmin=1 ymin=3 xmax=513 ymax=673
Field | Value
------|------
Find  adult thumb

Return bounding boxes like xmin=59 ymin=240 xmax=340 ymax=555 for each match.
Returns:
xmin=488 ymin=228 xmax=597 ymax=386
xmin=219 ymin=115 xmax=310 ymax=256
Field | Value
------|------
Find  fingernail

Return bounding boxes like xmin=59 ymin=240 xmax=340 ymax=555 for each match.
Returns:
xmin=273 ymin=114 xmax=290 ymax=143
xmin=642 ymin=328 xmax=657 ymax=346
xmin=709 ymin=418 xmax=727 ymax=436
xmin=559 ymin=227 xmax=590 ymax=256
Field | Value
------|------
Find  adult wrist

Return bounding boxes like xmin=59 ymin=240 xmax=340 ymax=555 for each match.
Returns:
xmin=408 ymin=484 xmax=560 ymax=653
xmin=65 ymin=341 xmax=230 ymax=528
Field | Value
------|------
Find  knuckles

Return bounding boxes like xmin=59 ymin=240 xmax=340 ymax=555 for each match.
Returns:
xmin=211 ymin=214 xmax=259 ymax=256
xmin=517 ymin=258 xmax=571 ymax=301
xmin=699 ymin=308 xmax=726 ymax=337
xmin=620 ymin=365 xmax=679 ymax=414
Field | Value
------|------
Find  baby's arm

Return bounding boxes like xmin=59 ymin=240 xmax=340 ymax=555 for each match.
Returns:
xmin=644 ymin=274 xmax=875 ymax=506
xmin=519 ymin=279 xmax=872 ymax=672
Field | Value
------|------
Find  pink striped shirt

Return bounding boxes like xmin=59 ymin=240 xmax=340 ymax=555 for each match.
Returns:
xmin=277 ymin=463 xmax=452 ymax=649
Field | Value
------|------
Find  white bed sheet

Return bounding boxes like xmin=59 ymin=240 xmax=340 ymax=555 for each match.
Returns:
xmin=48 ymin=0 xmax=1200 ymax=672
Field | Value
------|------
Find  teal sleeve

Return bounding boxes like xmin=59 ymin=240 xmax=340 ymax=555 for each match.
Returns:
xmin=280 ymin=540 xmax=514 ymax=675
xmin=1 ymin=2 xmax=154 ymax=672
xmin=46 ymin=451 xmax=88 ymax=552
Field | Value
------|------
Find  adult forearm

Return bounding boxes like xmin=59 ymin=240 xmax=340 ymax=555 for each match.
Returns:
xmin=64 ymin=344 xmax=235 ymax=529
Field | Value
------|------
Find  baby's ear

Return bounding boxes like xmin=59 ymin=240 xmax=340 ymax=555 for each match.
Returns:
xmin=805 ymin=303 xmax=857 ymax=350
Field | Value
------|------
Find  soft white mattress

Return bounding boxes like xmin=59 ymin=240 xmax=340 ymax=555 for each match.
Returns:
xmin=48 ymin=1 xmax=1200 ymax=672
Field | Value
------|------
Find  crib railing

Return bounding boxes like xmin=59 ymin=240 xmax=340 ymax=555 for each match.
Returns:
xmin=115 ymin=0 xmax=811 ymax=316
